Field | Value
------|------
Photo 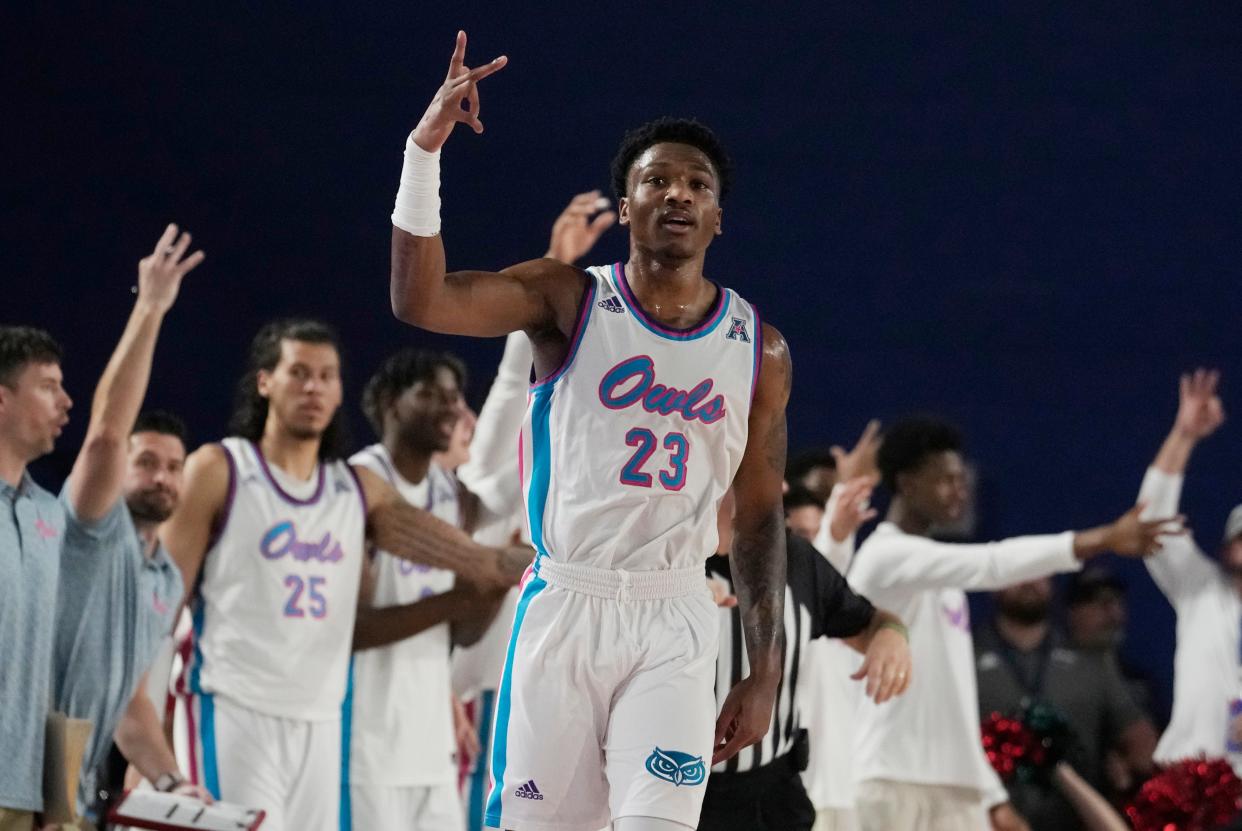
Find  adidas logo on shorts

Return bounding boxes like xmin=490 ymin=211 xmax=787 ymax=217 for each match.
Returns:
xmin=597 ymin=296 xmax=624 ymax=313
xmin=514 ymin=780 xmax=544 ymax=800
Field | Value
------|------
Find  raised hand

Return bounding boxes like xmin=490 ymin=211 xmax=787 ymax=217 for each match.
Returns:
xmin=831 ymin=419 xmax=882 ymax=482
xmin=412 ymin=31 xmax=508 ymax=153
xmin=828 ymin=474 xmax=879 ymax=543
xmin=136 ymin=223 xmax=204 ymax=313
xmin=546 ymin=191 xmax=617 ymax=264
xmin=1174 ymin=368 xmax=1225 ymax=441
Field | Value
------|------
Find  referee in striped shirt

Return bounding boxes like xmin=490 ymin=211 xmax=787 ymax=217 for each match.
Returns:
xmin=701 ymin=491 xmax=912 ymax=831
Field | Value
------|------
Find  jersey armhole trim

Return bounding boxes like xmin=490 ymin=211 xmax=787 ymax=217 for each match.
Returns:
xmin=531 ymin=276 xmax=597 ymax=390
xmin=202 ymin=442 xmax=238 ymax=560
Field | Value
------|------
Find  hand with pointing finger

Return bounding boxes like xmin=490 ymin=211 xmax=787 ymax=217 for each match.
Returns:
xmin=412 ymin=31 xmax=508 ymax=153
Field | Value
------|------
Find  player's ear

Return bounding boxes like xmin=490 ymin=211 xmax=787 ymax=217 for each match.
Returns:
xmin=256 ymin=369 xmax=273 ymax=399
xmin=714 ymin=206 xmax=723 ymax=236
xmin=618 ymin=196 xmax=630 ymax=226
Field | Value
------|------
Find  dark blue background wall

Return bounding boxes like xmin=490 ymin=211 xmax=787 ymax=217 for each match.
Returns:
xmin=5 ymin=4 xmax=1240 ymax=719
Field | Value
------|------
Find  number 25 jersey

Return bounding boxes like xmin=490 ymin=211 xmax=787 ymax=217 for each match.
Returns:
xmin=189 ymin=438 xmax=366 ymax=720
xmin=520 ymin=262 xmax=762 ymax=572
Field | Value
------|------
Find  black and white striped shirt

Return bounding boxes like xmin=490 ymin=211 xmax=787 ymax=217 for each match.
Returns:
xmin=707 ymin=531 xmax=876 ymax=774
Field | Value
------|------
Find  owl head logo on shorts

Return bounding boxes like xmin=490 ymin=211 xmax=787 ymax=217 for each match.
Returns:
xmin=644 ymin=747 xmax=706 ymax=787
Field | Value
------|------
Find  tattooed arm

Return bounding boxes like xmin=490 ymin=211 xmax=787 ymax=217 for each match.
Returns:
xmin=712 ymin=322 xmax=792 ymax=764
xmin=353 ymin=465 xmax=532 ymax=589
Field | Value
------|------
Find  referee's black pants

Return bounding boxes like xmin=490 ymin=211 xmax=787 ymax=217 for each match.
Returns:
xmin=697 ymin=753 xmax=815 ymax=831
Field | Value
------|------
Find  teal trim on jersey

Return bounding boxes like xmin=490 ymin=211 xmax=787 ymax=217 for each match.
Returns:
xmin=484 ymin=575 xmax=548 ymax=827
xmin=197 ymin=693 xmax=221 ymax=800
xmin=524 ymin=384 xmax=554 ymax=559
xmin=531 ymin=277 xmax=596 ymax=390
xmin=468 ymin=689 xmax=496 ymax=831
xmin=339 ymin=656 xmax=354 ymax=831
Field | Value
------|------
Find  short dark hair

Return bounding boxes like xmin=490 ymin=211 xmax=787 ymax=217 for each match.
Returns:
xmin=133 ymin=410 xmax=189 ymax=446
xmin=786 ymin=448 xmax=837 ymax=484
xmin=0 ymin=326 xmax=63 ymax=387
xmin=361 ymin=348 xmax=467 ymax=437
xmin=610 ymin=117 xmax=734 ymax=202
xmin=783 ymin=485 xmax=822 ymax=515
xmin=876 ymin=416 xmax=963 ymax=493
xmin=228 ymin=318 xmax=350 ymax=460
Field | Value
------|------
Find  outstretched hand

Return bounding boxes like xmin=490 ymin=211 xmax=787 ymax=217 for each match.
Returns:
xmin=546 ymin=191 xmax=617 ymax=264
xmin=412 ymin=31 xmax=508 ymax=152
xmin=1174 ymin=368 xmax=1225 ymax=441
xmin=1104 ymin=503 xmax=1185 ymax=557
xmin=137 ymin=223 xmax=204 ymax=313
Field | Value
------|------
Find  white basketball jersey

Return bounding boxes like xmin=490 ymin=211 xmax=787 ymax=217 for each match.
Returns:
xmin=189 ymin=438 xmax=366 ymax=721
xmin=347 ymin=444 xmax=460 ymax=786
xmin=520 ymin=262 xmax=761 ymax=571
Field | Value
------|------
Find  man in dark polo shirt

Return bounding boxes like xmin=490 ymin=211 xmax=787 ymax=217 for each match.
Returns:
xmin=975 ymin=577 xmax=1158 ymax=829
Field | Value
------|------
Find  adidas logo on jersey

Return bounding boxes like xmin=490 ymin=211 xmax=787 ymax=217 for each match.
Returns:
xmin=514 ymin=780 xmax=544 ymax=800
xmin=597 ymin=296 xmax=625 ymax=313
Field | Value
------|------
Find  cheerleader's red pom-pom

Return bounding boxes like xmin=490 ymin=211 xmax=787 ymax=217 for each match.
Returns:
xmin=1126 ymin=757 xmax=1241 ymax=831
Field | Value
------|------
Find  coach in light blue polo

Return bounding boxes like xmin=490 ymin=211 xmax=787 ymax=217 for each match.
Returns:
xmin=0 ymin=326 xmax=73 ymax=824
xmin=54 ymin=412 xmax=185 ymax=815
xmin=52 ymin=226 xmax=205 ymax=820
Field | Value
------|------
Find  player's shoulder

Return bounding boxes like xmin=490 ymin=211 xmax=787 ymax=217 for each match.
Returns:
xmin=177 ymin=442 xmax=233 ymax=511
xmin=501 ymin=257 xmax=591 ymax=294
xmin=186 ymin=441 xmax=230 ymax=475
xmin=348 ymin=443 xmax=387 ymax=475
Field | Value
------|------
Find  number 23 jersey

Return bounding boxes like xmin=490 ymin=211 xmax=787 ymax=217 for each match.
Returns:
xmin=189 ymin=438 xmax=366 ymax=720
xmin=521 ymin=262 xmax=762 ymax=572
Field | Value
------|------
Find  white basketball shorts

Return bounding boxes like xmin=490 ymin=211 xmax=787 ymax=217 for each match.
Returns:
xmin=483 ymin=559 xmax=718 ymax=831
xmin=188 ymin=693 xmax=340 ymax=831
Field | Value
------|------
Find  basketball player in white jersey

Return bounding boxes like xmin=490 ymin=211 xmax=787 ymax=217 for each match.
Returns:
xmin=389 ymin=33 xmax=792 ymax=831
xmin=161 ymin=318 xmax=530 ymax=831
xmin=347 ymin=347 xmax=506 ymax=831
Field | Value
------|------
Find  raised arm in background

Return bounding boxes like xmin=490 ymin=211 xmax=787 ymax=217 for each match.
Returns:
xmin=1140 ymin=369 xmax=1226 ymax=600
xmin=67 ymin=225 xmax=203 ymax=522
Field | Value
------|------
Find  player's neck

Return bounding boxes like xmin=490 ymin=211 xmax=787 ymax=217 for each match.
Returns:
xmin=996 ymin=614 xmax=1050 ymax=652
xmin=259 ymin=430 xmax=321 ymax=481
xmin=887 ymin=499 xmax=933 ymax=537
xmin=384 ymin=438 xmax=431 ymax=487
xmin=624 ymin=250 xmax=715 ymax=328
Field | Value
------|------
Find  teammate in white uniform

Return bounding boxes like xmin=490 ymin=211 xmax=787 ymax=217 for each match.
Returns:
xmin=389 ymin=33 xmax=792 ymax=831
xmin=347 ymin=348 xmax=506 ymax=831
xmin=452 ymin=193 xmax=617 ymax=831
xmin=845 ymin=417 xmax=1179 ymax=831
xmin=161 ymin=319 xmax=530 ymax=831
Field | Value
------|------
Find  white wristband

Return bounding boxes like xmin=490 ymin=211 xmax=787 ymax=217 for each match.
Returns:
xmin=392 ymin=135 xmax=442 ymax=237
